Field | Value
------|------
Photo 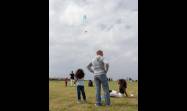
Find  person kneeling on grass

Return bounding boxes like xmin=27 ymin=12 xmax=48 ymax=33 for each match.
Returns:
xmin=109 ymin=79 xmax=129 ymax=97
xmin=74 ymin=69 xmax=87 ymax=103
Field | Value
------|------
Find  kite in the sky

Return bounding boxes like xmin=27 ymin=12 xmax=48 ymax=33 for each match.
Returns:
xmin=82 ymin=14 xmax=88 ymax=33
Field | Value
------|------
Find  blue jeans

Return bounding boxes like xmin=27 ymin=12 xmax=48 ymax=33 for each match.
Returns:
xmin=94 ymin=74 xmax=110 ymax=105
xmin=76 ymin=85 xmax=86 ymax=100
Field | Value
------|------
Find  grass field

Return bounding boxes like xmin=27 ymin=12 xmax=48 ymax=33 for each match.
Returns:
xmin=49 ymin=80 xmax=138 ymax=111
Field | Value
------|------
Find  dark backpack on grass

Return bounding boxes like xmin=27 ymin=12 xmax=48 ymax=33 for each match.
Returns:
xmin=88 ymin=80 xmax=93 ymax=87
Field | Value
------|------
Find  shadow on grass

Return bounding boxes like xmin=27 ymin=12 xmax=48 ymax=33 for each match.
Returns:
xmin=113 ymin=103 xmax=138 ymax=107
xmin=126 ymin=96 xmax=137 ymax=99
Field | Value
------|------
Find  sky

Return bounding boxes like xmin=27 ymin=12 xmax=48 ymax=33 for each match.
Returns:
xmin=49 ymin=0 xmax=138 ymax=80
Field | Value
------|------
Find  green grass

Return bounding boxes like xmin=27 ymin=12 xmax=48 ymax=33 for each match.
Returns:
xmin=49 ymin=80 xmax=138 ymax=111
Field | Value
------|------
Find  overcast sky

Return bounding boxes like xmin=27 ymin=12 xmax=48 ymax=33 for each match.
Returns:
xmin=49 ymin=0 xmax=138 ymax=80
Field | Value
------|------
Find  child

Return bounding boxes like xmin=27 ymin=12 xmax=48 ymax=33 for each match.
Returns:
xmin=74 ymin=69 xmax=87 ymax=103
xmin=109 ymin=79 xmax=128 ymax=97
xmin=65 ymin=77 xmax=68 ymax=87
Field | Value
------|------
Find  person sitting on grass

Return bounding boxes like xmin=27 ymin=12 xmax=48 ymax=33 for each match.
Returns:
xmin=109 ymin=79 xmax=129 ymax=97
xmin=74 ymin=69 xmax=87 ymax=103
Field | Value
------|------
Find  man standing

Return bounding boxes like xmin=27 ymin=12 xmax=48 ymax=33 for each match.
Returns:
xmin=69 ymin=71 xmax=75 ymax=86
xmin=87 ymin=50 xmax=111 ymax=106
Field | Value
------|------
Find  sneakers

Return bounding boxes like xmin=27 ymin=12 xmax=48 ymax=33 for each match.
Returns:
xmin=77 ymin=100 xmax=81 ymax=104
xmin=83 ymin=100 xmax=87 ymax=103
xmin=95 ymin=103 xmax=102 ymax=107
xmin=106 ymin=104 xmax=111 ymax=107
xmin=95 ymin=103 xmax=111 ymax=107
xmin=77 ymin=100 xmax=87 ymax=104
